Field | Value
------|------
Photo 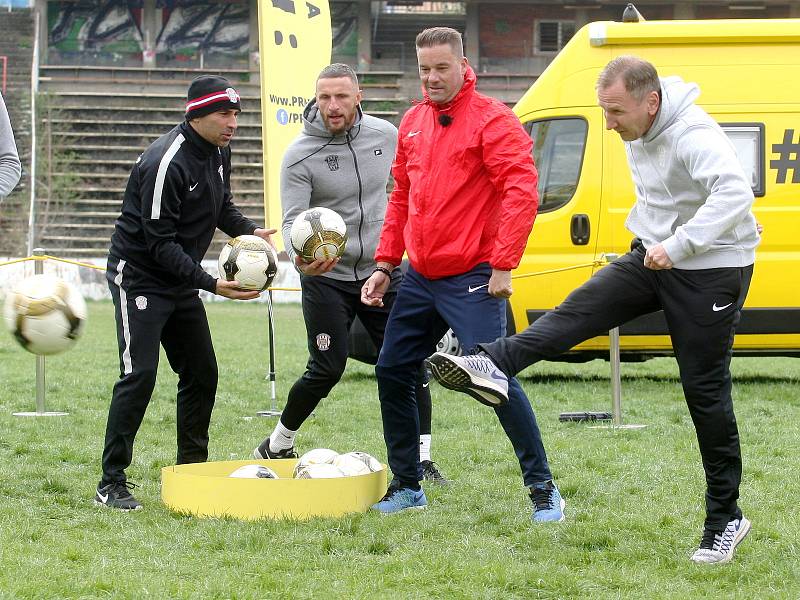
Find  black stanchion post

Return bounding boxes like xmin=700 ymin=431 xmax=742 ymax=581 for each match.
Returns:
xmin=256 ymin=289 xmax=281 ymax=417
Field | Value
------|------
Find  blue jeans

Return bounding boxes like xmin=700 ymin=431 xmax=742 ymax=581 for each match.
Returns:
xmin=376 ymin=263 xmax=553 ymax=488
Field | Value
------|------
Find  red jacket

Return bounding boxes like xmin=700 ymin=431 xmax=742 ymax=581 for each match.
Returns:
xmin=375 ymin=67 xmax=539 ymax=279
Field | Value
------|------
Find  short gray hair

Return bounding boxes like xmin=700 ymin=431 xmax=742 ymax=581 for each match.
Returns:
xmin=597 ymin=55 xmax=659 ymax=102
xmin=416 ymin=27 xmax=464 ymax=58
xmin=317 ymin=63 xmax=359 ymax=86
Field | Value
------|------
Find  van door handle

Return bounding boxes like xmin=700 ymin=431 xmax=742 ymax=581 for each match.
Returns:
xmin=570 ymin=213 xmax=590 ymax=245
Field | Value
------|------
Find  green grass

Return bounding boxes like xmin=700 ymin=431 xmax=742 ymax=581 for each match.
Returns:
xmin=1 ymin=301 xmax=799 ymax=599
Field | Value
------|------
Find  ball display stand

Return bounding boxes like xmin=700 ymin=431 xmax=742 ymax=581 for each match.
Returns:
xmin=161 ymin=459 xmax=387 ymax=520
xmin=12 ymin=249 xmax=68 ymax=417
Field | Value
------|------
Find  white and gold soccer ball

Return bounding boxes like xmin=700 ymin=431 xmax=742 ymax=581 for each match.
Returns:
xmin=332 ymin=453 xmax=372 ymax=477
xmin=228 ymin=464 xmax=279 ymax=479
xmin=289 ymin=207 xmax=347 ymax=262
xmin=342 ymin=451 xmax=383 ymax=473
xmin=294 ymin=463 xmax=346 ymax=479
xmin=3 ymin=274 xmax=87 ymax=356
xmin=218 ymin=235 xmax=279 ymax=291
xmin=292 ymin=448 xmax=339 ymax=478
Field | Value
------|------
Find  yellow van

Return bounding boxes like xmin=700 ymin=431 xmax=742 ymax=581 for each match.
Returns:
xmin=510 ymin=16 xmax=800 ymax=360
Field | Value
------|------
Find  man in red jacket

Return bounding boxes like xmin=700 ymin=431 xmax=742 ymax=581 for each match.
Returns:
xmin=361 ymin=27 xmax=563 ymax=519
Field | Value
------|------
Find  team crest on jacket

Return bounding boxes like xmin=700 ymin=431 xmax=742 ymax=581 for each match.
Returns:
xmin=325 ymin=155 xmax=339 ymax=171
xmin=135 ymin=296 xmax=148 ymax=310
xmin=316 ymin=333 xmax=331 ymax=351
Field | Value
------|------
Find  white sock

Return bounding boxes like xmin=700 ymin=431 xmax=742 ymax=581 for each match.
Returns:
xmin=269 ymin=421 xmax=297 ymax=452
xmin=419 ymin=434 xmax=431 ymax=462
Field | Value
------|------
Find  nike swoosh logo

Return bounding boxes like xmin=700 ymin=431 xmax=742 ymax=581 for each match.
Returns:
xmin=97 ymin=492 xmax=109 ymax=503
xmin=422 ymin=382 xmax=430 ymax=388
xmin=490 ymin=369 xmax=507 ymax=382
xmin=189 ymin=182 xmax=199 ymax=191
xmin=712 ymin=302 xmax=733 ymax=312
xmin=407 ymin=131 xmax=422 ymax=138
xmin=468 ymin=284 xmax=488 ymax=293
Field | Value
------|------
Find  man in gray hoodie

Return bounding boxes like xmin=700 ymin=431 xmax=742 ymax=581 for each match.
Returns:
xmin=254 ymin=64 xmax=446 ymax=484
xmin=0 ymin=92 xmax=22 ymax=200
xmin=428 ymin=55 xmax=759 ymax=564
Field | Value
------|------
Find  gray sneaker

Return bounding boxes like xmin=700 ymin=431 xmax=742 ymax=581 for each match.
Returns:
xmin=420 ymin=460 xmax=450 ymax=485
xmin=690 ymin=516 xmax=751 ymax=564
xmin=426 ymin=352 xmax=509 ymax=407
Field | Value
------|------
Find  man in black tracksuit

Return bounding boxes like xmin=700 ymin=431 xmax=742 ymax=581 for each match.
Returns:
xmin=253 ymin=64 xmax=446 ymax=483
xmin=95 ymin=76 xmax=276 ymax=510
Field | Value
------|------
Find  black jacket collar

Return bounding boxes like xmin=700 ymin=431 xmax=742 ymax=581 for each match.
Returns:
xmin=180 ymin=121 xmax=219 ymax=158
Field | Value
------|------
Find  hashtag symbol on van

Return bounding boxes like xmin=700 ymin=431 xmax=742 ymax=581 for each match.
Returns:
xmin=770 ymin=129 xmax=800 ymax=184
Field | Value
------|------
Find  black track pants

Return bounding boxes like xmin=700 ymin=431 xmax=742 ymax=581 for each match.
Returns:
xmin=280 ymin=274 xmax=431 ymax=433
xmin=101 ymin=257 xmax=218 ymax=485
xmin=482 ymin=243 xmax=753 ymax=529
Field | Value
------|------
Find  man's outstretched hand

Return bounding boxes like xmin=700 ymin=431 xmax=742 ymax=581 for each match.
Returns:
xmin=216 ymin=278 xmax=261 ymax=300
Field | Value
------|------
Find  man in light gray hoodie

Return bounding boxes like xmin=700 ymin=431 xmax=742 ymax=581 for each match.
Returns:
xmin=428 ymin=56 xmax=759 ymax=564
xmin=0 ymin=92 xmax=21 ymax=200
xmin=254 ymin=64 xmax=446 ymax=484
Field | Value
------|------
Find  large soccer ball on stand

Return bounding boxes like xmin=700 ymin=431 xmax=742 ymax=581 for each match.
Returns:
xmin=3 ymin=274 xmax=87 ymax=355
xmin=289 ymin=207 xmax=348 ymax=262
xmin=218 ymin=235 xmax=279 ymax=291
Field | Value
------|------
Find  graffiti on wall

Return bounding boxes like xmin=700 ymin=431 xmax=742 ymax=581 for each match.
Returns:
xmin=156 ymin=1 xmax=249 ymax=63
xmin=47 ymin=0 xmax=249 ymax=66
xmin=48 ymin=1 xmax=144 ymax=60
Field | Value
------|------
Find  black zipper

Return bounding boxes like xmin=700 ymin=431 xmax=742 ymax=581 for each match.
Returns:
xmin=347 ymin=132 xmax=365 ymax=279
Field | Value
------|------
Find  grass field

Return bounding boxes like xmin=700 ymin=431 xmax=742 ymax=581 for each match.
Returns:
xmin=1 ymin=300 xmax=799 ymax=599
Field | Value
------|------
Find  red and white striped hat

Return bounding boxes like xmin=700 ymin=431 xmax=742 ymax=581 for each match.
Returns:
xmin=185 ymin=75 xmax=242 ymax=120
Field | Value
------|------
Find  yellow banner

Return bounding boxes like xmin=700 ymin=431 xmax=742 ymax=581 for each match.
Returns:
xmin=258 ymin=0 xmax=332 ymax=249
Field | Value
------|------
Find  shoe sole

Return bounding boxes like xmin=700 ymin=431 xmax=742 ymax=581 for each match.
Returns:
xmin=426 ymin=355 xmax=508 ymax=407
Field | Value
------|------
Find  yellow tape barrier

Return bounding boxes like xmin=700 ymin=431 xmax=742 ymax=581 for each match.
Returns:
xmin=0 ymin=254 xmax=610 ymax=293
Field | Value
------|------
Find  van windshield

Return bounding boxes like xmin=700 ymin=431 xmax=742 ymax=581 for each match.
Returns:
xmin=525 ymin=118 xmax=587 ymax=213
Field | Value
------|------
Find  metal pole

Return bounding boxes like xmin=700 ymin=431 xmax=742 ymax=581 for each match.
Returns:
xmin=13 ymin=249 xmax=68 ymax=417
xmin=256 ymin=289 xmax=281 ymax=417
xmin=34 ymin=249 xmax=45 ymax=413
xmin=589 ymin=252 xmax=645 ymax=430
xmin=26 ymin=9 xmax=40 ymax=257
xmin=609 ymin=326 xmax=622 ymax=426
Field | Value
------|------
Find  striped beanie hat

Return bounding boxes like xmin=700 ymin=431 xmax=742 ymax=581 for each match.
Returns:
xmin=185 ymin=75 xmax=242 ymax=120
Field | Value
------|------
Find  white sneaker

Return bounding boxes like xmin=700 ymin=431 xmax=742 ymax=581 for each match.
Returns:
xmin=690 ymin=516 xmax=751 ymax=564
xmin=426 ymin=352 xmax=509 ymax=407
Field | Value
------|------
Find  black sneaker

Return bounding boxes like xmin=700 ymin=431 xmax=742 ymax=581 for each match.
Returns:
xmin=420 ymin=460 xmax=450 ymax=485
xmin=94 ymin=481 xmax=142 ymax=511
xmin=253 ymin=437 xmax=298 ymax=459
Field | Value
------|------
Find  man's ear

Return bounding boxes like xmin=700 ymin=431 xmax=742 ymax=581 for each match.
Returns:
xmin=647 ymin=90 xmax=660 ymax=116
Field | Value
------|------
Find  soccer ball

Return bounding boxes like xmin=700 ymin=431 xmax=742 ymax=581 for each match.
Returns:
xmin=3 ymin=274 xmax=87 ymax=356
xmin=294 ymin=463 xmax=346 ymax=479
xmin=293 ymin=448 xmax=339 ymax=477
xmin=218 ymin=235 xmax=279 ymax=291
xmin=289 ymin=207 xmax=347 ymax=262
xmin=229 ymin=464 xmax=279 ymax=479
xmin=332 ymin=453 xmax=372 ymax=477
xmin=342 ymin=451 xmax=383 ymax=473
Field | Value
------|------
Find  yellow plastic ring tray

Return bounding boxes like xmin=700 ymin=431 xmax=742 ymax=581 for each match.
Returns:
xmin=161 ymin=459 xmax=387 ymax=520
